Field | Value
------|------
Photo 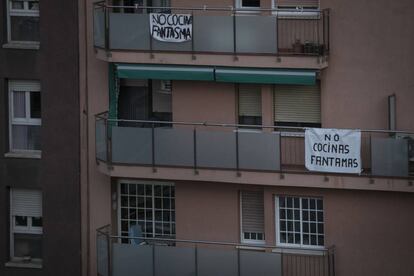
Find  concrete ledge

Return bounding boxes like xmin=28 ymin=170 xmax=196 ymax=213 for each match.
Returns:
xmin=5 ymin=261 xmax=42 ymax=269
xmin=272 ymin=247 xmax=325 ymax=256
xmin=4 ymin=151 xmax=41 ymax=159
xmin=97 ymin=162 xmax=414 ymax=193
xmin=95 ymin=48 xmax=329 ymax=70
xmin=2 ymin=42 xmax=40 ymax=50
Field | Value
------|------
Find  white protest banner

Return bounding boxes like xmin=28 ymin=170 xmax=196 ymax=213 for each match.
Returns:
xmin=305 ymin=128 xmax=362 ymax=174
xmin=149 ymin=13 xmax=192 ymax=42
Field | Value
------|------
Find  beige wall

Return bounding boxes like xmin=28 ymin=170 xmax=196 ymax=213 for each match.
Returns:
xmin=175 ymin=181 xmax=414 ymax=276
xmin=173 ymin=81 xmax=237 ymax=124
xmin=84 ymin=0 xmax=414 ymax=275
xmin=320 ymin=0 xmax=414 ymax=131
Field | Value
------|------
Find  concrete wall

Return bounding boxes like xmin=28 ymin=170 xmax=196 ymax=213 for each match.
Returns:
xmin=0 ymin=0 xmax=82 ymax=276
xmin=175 ymin=181 xmax=414 ymax=276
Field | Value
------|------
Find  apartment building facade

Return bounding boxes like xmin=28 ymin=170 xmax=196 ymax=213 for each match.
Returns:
xmin=84 ymin=0 xmax=414 ymax=276
xmin=0 ymin=0 xmax=83 ymax=276
xmin=2 ymin=0 xmax=413 ymax=276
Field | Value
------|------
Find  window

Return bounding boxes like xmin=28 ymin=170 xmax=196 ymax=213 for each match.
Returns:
xmin=9 ymin=80 xmax=41 ymax=152
xmin=7 ymin=0 xmax=40 ymax=42
xmin=274 ymin=0 xmax=319 ymax=11
xmin=276 ymin=196 xmax=324 ymax=248
xmin=119 ymin=181 xmax=175 ymax=242
xmin=10 ymin=189 xmax=43 ymax=262
xmin=152 ymin=80 xmax=172 ymax=122
xmin=274 ymin=84 xmax=321 ymax=128
xmin=240 ymin=191 xmax=265 ymax=244
xmin=238 ymin=85 xmax=262 ymax=126
xmin=118 ymin=79 xmax=172 ymax=126
xmin=236 ymin=0 xmax=260 ymax=9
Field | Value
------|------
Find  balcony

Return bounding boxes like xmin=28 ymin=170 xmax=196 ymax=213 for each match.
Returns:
xmin=95 ymin=112 xmax=414 ymax=186
xmin=93 ymin=2 xmax=330 ymax=69
xmin=97 ymin=225 xmax=336 ymax=276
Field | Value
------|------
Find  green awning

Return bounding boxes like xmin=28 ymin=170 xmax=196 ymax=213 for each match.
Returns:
xmin=116 ymin=64 xmax=215 ymax=81
xmin=215 ymin=68 xmax=316 ymax=85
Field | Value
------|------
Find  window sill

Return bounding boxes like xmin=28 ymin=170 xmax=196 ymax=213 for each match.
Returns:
xmin=236 ymin=245 xmax=266 ymax=251
xmin=4 ymin=152 xmax=41 ymax=159
xmin=272 ymin=247 xmax=325 ymax=256
xmin=5 ymin=260 xmax=42 ymax=269
xmin=2 ymin=41 xmax=40 ymax=50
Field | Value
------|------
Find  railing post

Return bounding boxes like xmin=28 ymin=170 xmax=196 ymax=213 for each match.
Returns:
xmin=236 ymin=129 xmax=240 ymax=176
xmin=232 ymin=8 xmax=238 ymax=61
xmin=191 ymin=10 xmax=196 ymax=60
xmin=152 ymin=123 xmax=156 ymax=172
xmin=149 ymin=13 xmax=154 ymax=58
xmin=106 ymin=117 xmax=113 ymax=168
xmin=194 ymin=245 xmax=199 ymax=276
xmin=193 ymin=127 xmax=198 ymax=174
xmin=152 ymin=244 xmax=156 ymax=276
xmin=107 ymin=232 xmax=112 ymax=276
xmin=237 ymin=247 xmax=241 ymax=276
xmin=104 ymin=4 xmax=111 ymax=54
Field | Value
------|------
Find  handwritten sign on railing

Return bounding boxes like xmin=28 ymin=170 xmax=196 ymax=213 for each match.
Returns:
xmin=149 ymin=13 xmax=193 ymax=42
xmin=305 ymin=128 xmax=362 ymax=174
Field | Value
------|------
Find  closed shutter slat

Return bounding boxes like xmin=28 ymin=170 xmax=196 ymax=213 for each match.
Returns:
xmin=277 ymin=0 xmax=319 ymax=8
xmin=241 ymin=191 xmax=264 ymax=233
xmin=9 ymin=81 xmax=41 ymax=92
xmin=12 ymin=189 xmax=42 ymax=217
xmin=274 ymin=84 xmax=321 ymax=124
xmin=239 ymin=85 xmax=261 ymax=117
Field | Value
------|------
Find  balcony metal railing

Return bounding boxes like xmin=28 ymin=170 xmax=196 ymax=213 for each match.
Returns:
xmin=95 ymin=112 xmax=414 ymax=178
xmin=97 ymin=225 xmax=336 ymax=276
xmin=93 ymin=2 xmax=330 ymax=57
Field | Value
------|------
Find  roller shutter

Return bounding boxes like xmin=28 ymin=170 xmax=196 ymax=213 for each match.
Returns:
xmin=11 ymin=189 xmax=42 ymax=217
xmin=277 ymin=0 xmax=319 ymax=8
xmin=274 ymin=84 xmax=321 ymax=124
xmin=241 ymin=191 xmax=264 ymax=234
xmin=238 ymin=85 xmax=261 ymax=117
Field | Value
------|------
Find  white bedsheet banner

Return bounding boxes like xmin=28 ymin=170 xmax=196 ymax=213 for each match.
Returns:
xmin=305 ymin=128 xmax=362 ymax=174
xmin=149 ymin=13 xmax=192 ymax=42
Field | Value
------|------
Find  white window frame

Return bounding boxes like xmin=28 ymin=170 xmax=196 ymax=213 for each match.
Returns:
xmin=272 ymin=0 xmax=320 ymax=17
xmin=9 ymin=190 xmax=43 ymax=262
xmin=240 ymin=191 xmax=265 ymax=245
xmin=117 ymin=180 xmax=176 ymax=240
xmin=6 ymin=0 xmax=40 ymax=43
xmin=8 ymin=80 xmax=41 ymax=154
xmin=275 ymin=196 xmax=324 ymax=250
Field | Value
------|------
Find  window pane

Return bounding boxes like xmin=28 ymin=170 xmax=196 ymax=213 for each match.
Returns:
xmin=12 ymin=125 xmax=41 ymax=151
xmin=11 ymin=1 xmax=24 ymax=9
xmin=129 ymin=196 xmax=136 ymax=207
xmin=129 ymin=184 xmax=137 ymax=195
xmin=280 ymin=232 xmax=286 ymax=243
xmin=13 ymin=91 xmax=26 ymax=118
xmin=14 ymin=233 xmax=42 ymax=259
xmin=32 ymin=217 xmax=42 ymax=227
xmin=15 ymin=216 xmax=28 ymax=227
xmin=28 ymin=1 xmax=39 ymax=10
xmin=242 ymin=0 xmax=260 ymax=7
xmin=120 ymin=183 xmax=128 ymax=194
xmin=154 ymin=185 xmax=162 ymax=196
xmin=11 ymin=16 xmax=40 ymax=42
